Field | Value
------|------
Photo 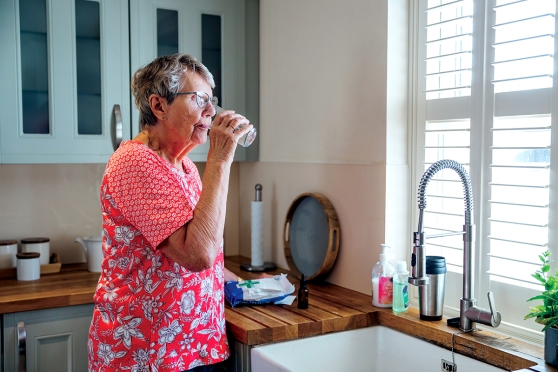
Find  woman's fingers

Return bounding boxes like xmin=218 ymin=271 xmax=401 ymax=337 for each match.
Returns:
xmin=212 ymin=111 xmax=252 ymax=140
xmin=212 ymin=110 xmax=235 ymax=127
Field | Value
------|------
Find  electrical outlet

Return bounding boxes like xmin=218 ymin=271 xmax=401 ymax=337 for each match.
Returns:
xmin=442 ymin=359 xmax=457 ymax=372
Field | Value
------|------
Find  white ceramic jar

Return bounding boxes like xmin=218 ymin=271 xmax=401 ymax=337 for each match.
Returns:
xmin=16 ymin=252 xmax=41 ymax=281
xmin=21 ymin=237 xmax=50 ymax=265
xmin=0 ymin=240 xmax=18 ymax=269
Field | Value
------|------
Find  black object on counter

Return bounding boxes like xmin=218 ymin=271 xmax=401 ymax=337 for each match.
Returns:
xmin=447 ymin=317 xmax=460 ymax=328
xmin=297 ymin=274 xmax=309 ymax=309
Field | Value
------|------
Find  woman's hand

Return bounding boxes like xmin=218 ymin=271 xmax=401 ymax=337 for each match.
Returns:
xmin=223 ymin=268 xmax=275 ymax=282
xmin=208 ymin=110 xmax=253 ymax=163
xmin=255 ymin=273 xmax=275 ymax=279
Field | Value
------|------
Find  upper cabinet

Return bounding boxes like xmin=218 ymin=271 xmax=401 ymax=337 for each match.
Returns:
xmin=0 ymin=0 xmax=257 ymax=164
xmin=130 ymin=0 xmax=259 ymax=162
xmin=0 ymin=0 xmax=131 ymax=164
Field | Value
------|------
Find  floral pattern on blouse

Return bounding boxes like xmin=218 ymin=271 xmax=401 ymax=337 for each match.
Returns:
xmin=88 ymin=141 xmax=229 ymax=372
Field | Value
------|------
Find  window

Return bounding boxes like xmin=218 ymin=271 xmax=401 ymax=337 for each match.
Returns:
xmin=411 ymin=0 xmax=557 ymax=344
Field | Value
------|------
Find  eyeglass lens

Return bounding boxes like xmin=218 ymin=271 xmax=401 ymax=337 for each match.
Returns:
xmin=196 ymin=92 xmax=211 ymax=108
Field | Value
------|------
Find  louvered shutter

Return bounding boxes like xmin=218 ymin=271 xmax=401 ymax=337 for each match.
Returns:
xmin=414 ymin=0 xmax=557 ymax=344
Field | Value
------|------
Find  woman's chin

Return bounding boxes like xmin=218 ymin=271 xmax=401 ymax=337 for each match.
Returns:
xmin=190 ymin=130 xmax=208 ymax=145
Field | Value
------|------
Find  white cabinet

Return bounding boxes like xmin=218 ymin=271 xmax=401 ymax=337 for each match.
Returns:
xmin=2 ymin=304 xmax=94 ymax=372
xmin=0 ymin=0 xmax=258 ymax=164
xmin=0 ymin=0 xmax=131 ymax=164
xmin=130 ymin=0 xmax=259 ymax=162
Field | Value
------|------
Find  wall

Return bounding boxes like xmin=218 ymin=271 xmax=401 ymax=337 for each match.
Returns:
xmin=0 ymin=163 xmax=241 ymax=263
xmin=0 ymin=0 xmax=410 ymax=299
xmin=0 ymin=164 xmax=105 ymax=263
xmin=236 ymin=0 xmax=410 ymax=295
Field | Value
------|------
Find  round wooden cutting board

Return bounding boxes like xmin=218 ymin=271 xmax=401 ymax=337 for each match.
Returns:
xmin=283 ymin=193 xmax=340 ymax=280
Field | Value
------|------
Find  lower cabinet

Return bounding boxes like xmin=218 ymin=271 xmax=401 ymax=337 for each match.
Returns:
xmin=1 ymin=304 xmax=252 ymax=372
xmin=2 ymin=304 xmax=94 ymax=372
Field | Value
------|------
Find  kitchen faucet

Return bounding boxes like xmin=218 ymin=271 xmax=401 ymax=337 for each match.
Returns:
xmin=408 ymin=159 xmax=501 ymax=332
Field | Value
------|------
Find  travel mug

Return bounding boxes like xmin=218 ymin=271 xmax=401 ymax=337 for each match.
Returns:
xmin=419 ymin=256 xmax=447 ymax=321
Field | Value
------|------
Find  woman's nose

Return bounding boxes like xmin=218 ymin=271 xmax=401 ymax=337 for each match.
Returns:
xmin=204 ymin=102 xmax=216 ymax=117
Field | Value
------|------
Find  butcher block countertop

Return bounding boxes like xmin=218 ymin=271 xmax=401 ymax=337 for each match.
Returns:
xmin=0 ymin=256 xmax=554 ymax=371
xmin=225 ymin=256 xmax=553 ymax=372
xmin=0 ymin=262 xmax=99 ymax=314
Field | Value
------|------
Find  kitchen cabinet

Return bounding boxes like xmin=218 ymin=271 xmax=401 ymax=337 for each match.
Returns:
xmin=130 ymin=0 xmax=259 ymax=162
xmin=2 ymin=304 xmax=93 ymax=372
xmin=0 ymin=0 xmax=257 ymax=164
xmin=0 ymin=0 xmax=131 ymax=164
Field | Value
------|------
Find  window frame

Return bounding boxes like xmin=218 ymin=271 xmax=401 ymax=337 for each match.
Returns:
xmin=409 ymin=0 xmax=558 ymax=345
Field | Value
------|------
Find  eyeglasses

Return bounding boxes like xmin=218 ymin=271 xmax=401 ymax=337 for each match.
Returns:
xmin=173 ymin=91 xmax=213 ymax=108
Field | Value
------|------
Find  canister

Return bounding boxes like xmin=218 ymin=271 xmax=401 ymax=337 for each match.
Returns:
xmin=21 ymin=237 xmax=50 ymax=265
xmin=16 ymin=252 xmax=41 ymax=281
xmin=0 ymin=240 xmax=18 ymax=268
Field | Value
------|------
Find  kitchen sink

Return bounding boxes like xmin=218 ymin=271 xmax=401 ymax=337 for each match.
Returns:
xmin=251 ymin=325 xmax=506 ymax=371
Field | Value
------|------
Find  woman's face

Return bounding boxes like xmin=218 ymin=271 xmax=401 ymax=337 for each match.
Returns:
xmin=164 ymin=71 xmax=215 ymax=147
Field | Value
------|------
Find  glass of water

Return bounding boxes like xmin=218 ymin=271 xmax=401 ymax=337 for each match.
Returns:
xmin=211 ymin=98 xmax=257 ymax=148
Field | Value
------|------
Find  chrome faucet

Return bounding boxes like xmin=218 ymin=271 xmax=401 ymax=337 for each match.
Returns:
xmin=408 ymin=159 xmax=501 ymax=332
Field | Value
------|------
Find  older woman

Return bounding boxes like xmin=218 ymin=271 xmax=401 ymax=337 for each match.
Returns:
xmin=88 ymin=54 xmax=252 ymax=372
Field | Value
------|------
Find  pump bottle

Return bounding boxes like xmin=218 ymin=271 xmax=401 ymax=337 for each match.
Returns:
xmin=392 ymin=260 xmax=409 ymax=312
xmin=372 ymin=244 xmax=395 ymax=308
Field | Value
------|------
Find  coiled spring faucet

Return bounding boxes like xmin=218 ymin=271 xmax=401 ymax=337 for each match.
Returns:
xmin=408 ymin=159 xmax=501 ymax=332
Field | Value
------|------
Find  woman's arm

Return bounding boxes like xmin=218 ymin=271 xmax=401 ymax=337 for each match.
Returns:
xmin=160 ymin=111 xmax=253 ymax=272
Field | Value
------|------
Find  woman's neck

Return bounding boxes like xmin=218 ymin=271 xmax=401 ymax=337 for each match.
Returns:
xmin=135 ymin=129 xmax=185 ymax=172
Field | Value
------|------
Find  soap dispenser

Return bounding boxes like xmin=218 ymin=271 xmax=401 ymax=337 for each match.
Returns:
xmin=297 ymin=274 xmax=309 ymax=309
xmin=372 ymin=244 xmax=395 ymax=308
xmin=393 ymin=260 xmax=409 ymax=312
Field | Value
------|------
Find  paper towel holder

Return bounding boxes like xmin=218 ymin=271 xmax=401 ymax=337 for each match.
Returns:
xmin=241 ymin=184 xmax=277 ymax=272
xmin=240 ymin=261 xmax=277 ymax=272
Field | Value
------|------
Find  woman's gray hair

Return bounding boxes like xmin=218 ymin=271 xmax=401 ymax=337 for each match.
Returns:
xmin=131 ymin=53 xmax=215 ymax=127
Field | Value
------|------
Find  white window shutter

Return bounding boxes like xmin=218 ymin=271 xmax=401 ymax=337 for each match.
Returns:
xmin=414 ymin=0 xmax=557 ymax=344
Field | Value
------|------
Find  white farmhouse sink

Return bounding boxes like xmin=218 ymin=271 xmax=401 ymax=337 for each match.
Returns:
xmin=251 ymin=325 xmax=505 ymax=372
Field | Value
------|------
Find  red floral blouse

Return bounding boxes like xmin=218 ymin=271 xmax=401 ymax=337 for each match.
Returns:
xmin=88 ymin=140 xmax=229 ymax=372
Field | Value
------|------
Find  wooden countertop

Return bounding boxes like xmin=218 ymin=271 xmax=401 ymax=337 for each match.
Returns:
xmin=0 ymin=263 xmax=99 ymax=314
xmin=224 ymin=256 xmax=554 ymax=372
xmin=0 ymin=256 xmax=555 ymax=371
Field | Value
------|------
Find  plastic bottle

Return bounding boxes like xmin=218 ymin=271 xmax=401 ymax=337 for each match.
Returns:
xmin=297 ymin=274 xmax=309 ymax=309
xmin=372 ymin=244 xmax=395 ymax=308
xmin=393 ymin=260 xmax=409 ymax=312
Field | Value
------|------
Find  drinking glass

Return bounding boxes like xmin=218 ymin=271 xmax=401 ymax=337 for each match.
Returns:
xmin=211 ymin=99 xmax=257 ymax=148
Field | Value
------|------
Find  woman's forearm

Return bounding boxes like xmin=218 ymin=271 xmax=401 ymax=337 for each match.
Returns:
xmin=161 ymin=159 xmax=231 ymax=271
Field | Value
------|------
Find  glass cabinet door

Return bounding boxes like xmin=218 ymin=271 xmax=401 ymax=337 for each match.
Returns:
xmin=0 ymin=0 xmax=130 ymax=163
xmin=154 ymin=9 xmax=223 ymax=105
xmin=130 ymin=0 xmax=246 ymax=161
xmin=202 ymin=14 xmax=222 ymax=108
xmin=157 ymin=9 xmax=179 ymax=57
xmin=75 ymin=0 xmax=102 ymax=135
xmin=19 ymin=0 xmax=50 ymax=135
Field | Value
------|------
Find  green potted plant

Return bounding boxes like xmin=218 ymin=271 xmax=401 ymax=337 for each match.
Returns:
xmin=525 ymin=250 xmax=558 ymax=367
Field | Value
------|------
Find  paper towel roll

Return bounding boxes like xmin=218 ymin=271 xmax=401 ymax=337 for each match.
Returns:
xmin=251 ymin=201 xmax=264 ymax=267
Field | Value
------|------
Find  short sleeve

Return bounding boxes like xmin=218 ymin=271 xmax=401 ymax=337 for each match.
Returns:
xmin=104 ymin=141 xmax=201 ymax=248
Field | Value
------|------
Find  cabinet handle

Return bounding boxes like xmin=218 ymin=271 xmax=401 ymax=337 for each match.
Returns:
xmin=111 ymin=104 xmax=123 ymax=151
xmin=17 ymin=321 xmax=26 ymax=372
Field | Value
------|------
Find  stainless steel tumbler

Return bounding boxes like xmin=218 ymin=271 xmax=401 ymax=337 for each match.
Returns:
xmin=419 ymin=256 xmax=446 ymax=321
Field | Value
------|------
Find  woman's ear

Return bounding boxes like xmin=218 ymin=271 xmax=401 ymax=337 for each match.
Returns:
xmin=148 ymin=94 xmax=168 ymax=121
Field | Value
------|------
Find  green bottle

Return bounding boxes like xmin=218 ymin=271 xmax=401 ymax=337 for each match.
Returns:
xmin=393 ymin=261 xmax=409 ymax=313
